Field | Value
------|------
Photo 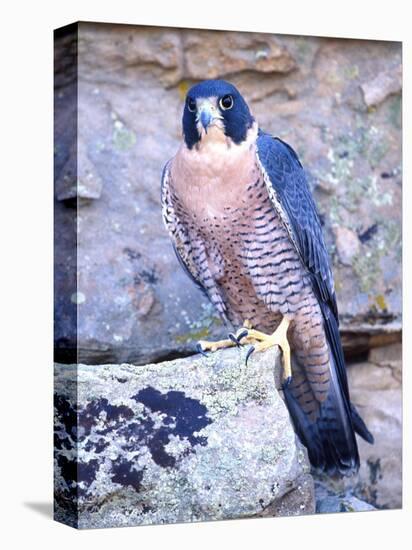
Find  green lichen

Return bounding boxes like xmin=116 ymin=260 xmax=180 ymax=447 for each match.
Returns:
xmin=363 ymin=175 xmax=393 ymax=207
xmin=344 ymin=177 xmax=369 ymax=212
xmin=381 ymin=219 xmax=402 ymax=261
xmin=328 ymin=195 xmax=344 ymax=225
xmin=174 ymin=327 xmax=210 ymax=344
xmin=352 ymin=220 xmax=401 ymax=293
xmin=343 ymin=65 xmax=359 ymax=80
xmin=325 ymin=172 xmax=392 ymax=222
xmin=313 ymin=120 xmax=394 ymax=229
xmin=332 ymin=271 xmax=343 ymax=293
xmin=294 ymin=37 xmax=317 ymax=65
xmin=388 ymin=94 xmax=402 ymax=129
xmin=174 ymin=314 xmax=223 ymax=344
xmin=352 ymin=251 xmax=381 ymax=293
xmin=334 ymin=120 xmax=390 ymax=170
xmin=95 ymin=140 xmax=106 ymax=152
xmin=325 ymin=70 xmax=342 ymax=87
xmin=318 ymin=124 xmax=331 ymax=144
xmin=369 ymin=142 xmax=390 ymax=169
xmin=200 ymin=349 xmax=275 ymax=417
xmin=113 ymin=123 xmax=136 ymax=151
xmin=174 ymin=301 xmax=223 ymax=345
xmin=341 ymin=501 xmax=356 ymax=512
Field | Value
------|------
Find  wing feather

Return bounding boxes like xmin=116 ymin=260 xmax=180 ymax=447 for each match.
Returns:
xmin=256 ymin=132 xmax=373 ymax=473
xmin=256 ymin=132 xmax=338 ymax=318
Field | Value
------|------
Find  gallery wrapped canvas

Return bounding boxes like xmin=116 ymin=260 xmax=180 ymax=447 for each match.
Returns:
xmin=54 ymin=22 xmax=402 ymax=528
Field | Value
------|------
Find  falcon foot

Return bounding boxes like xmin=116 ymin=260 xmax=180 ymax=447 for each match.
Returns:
xmin=196 ymin=337 xmax=237 ymax=354
xmin=238 ymin=317 xmax=292 ymax=383
xmin=196 ymin=318 xmax=292 ymax=384
xmin=196 ymin=320 xmax=253 ymax=355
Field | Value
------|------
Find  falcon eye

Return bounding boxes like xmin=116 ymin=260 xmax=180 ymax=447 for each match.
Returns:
xmin=187 ymin=97 xmax=197 ymax=112
xmin=219 ymin=94 xmax=234 ymax=110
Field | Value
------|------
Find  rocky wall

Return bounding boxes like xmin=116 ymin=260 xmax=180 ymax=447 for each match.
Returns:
xmin=54 ymin=23 xmax=402 ymax=364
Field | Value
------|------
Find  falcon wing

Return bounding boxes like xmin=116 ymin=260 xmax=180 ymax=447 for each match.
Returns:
xmin=256 ymin=132 xmax=338 ymax=320
xmin=161 ymin=161 xmax=229 ymax=323
xmin=256 ymin=133 xmax=373 ymax=473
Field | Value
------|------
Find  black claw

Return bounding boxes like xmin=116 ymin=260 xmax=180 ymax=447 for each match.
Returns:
xmin=282 ymin=376 xmax=292 ymax=388
xmin=236 ymin=328 xmax=249 ymax=342
xmin=195 ymin=343 xmax=208 ymax=357
xmin=245 ymin=345 xmax=255 ymax=366
xmin=228 ymin=333 xmax=241 ymax=347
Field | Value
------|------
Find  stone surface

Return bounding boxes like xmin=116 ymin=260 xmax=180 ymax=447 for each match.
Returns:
xmin=333 ymin=226 xmax=361 ymax=266
xmin=315 ymin=342 xmax=402 ymax=509
xmin=361 ymin=64 xmax=402 ymax=107
xmin=315 ymin=480 xmax=376 ymax=512
xmin=54 ymin=24 xmax=402 ymax=365
xmin=182 ymin=31 xmax=296 ymax=79
xmin=54 ymin=347 xmax=315 ymax=529
xmin=317 ymin=494 xmax=376 ymax=513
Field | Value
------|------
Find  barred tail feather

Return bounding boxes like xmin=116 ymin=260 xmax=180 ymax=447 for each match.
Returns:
xmin=283 ymin=302 xmax=373 ymax=475
xmin=283 ymin=352 xmax=360 ymax=475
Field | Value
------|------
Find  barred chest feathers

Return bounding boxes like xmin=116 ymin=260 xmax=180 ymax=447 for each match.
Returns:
xmin=168 ymin=123 xmax=309 ymax=329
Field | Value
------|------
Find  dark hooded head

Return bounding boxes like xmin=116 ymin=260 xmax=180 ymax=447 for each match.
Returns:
xmin=182 ymin=80 xmax=254 ymax=149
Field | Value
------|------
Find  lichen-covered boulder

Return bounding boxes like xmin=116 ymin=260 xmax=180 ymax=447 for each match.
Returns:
xmin=54 ymin=347 xmax=315 ymax=528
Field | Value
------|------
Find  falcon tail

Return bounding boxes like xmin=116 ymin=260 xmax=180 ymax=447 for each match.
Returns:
xmin=283 ymin=304 xmax=373 ymax=476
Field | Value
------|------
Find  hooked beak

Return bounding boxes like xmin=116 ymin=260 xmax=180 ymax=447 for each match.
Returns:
xmin=196 ymin=101 xmax=221 ymax=134
xmin=199 ymin=108 xmax=212 ymax=132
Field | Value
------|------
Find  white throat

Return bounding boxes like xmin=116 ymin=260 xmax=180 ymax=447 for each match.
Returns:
xmin=188 ymin=122 xmax=258 ymax=175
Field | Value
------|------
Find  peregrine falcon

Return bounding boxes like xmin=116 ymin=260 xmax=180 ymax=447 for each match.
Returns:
xmin=161 ymin=79 xmax=373 ymax=475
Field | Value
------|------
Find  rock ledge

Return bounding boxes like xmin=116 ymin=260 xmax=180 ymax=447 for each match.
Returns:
xmin=54 ymin=347 xmax=315 ymax=528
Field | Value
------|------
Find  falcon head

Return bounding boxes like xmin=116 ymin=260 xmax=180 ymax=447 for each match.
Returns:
xmin=182 ymin=79 xmax=254 ymax=149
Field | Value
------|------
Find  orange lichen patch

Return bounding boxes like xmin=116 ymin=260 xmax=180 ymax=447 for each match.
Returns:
xmin=375 ymin=294 xmax=388 ymax=311
xmin=178 ymin=80 xmax=191 ymax=101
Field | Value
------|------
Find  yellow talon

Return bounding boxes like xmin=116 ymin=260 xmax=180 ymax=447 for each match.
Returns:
xmin=238 ymin=317 xmax=292 ymax=382
xmin=197 ymin=317 xmax=292 ymax=383
xmin=197 ymin=337 xmax=236 ymax=353
xmin=197 ymin=319 xmax=253 ymax=353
